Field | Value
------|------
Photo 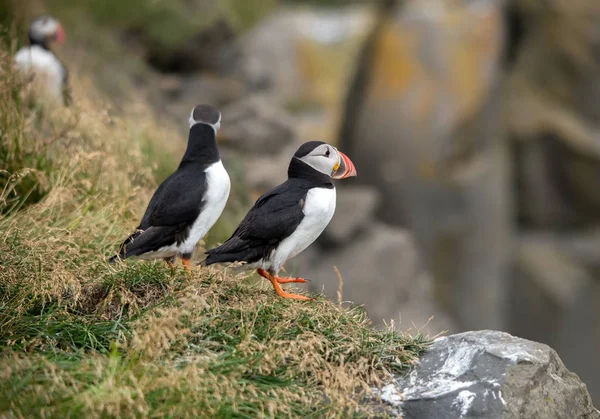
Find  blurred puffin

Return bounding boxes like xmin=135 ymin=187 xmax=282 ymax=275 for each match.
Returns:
xmin=14 ymin=15 xmax=71 ymax=105
xmin=202 ymin=141 xmax=357 ymax=300
xmin=109 ymin=104 xmax=230 ymax=271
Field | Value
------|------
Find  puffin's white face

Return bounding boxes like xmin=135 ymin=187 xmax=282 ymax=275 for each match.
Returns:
xmin=189 ymin=104 xmax=221 ymax=134
xmin=30 ymin=16 xmax=65 ymax=45
xmin=298 ymin=143 xmax=357 ymax=179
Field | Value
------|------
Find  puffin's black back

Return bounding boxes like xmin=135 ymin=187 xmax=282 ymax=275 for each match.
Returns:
xmin=110 ymin=123 xmax=219 ymax=260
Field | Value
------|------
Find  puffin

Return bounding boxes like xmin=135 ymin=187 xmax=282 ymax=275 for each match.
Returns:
xmin=202 ymin=141 xmax=357 ymax=300
xmin=14 ymin=16 xmax=71 ymax=105
xmin=109 ymin=104 xmax=231 ymax=271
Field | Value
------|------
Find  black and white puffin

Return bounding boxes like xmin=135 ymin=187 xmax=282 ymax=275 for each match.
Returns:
xmin=202 ymin=141 xmax=357 ymax=300
xmin=109 ymin=104 xmax=230 ymax=270
xmin=14 ymin=16 xmax=71 ymax=105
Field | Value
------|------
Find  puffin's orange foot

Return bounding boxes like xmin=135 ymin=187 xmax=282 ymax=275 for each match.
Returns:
xmin=271 ymin=278 xmax=312 ymax=300
xmin=273 ymin=276 xmax=310 ymax=284
xmin=274 ymin=288 xmax=312 ymax=301
xmin=257 ymin=269 xmax=313 ymax=301
xmin=181 ymin=258 xmax=192 ymax=274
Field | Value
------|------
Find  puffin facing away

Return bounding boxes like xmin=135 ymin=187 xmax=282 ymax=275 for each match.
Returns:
xmin=109 ymin=104 xmax=230 ymax=270
xmin=14 ymin=16 xmax=71 ymax=105
xmin=203 ymin=141 xmax=357 ymax=300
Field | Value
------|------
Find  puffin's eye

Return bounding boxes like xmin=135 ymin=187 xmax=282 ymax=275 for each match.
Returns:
xmin=325 ymin=148 xmax=330 ymax=157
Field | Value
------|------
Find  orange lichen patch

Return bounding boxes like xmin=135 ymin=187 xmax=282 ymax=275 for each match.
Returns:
xmin=370 ymin=24 xmax=421 ymax=101
xmin=446 ymin=3 xmax=504 ymax=122
xmin=295 ymin=29 xmax=372 ymax=109
xmin=366 ymin=1 xmax=503 ymax=126
xmin=416 ymin=158 xmax=439 ymax=180
xmin=296 ymin=38 xmax=320 ymax=96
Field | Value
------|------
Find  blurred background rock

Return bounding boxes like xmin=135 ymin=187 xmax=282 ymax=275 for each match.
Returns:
xmin=3 ymin=0 xmax=600 ymax=403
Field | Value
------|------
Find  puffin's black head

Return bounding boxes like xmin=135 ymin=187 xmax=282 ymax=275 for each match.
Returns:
xmin=28 ymin=16 xmax=65 ymax=49
xmin=181 ymin=104 xmax=222 ymax=165
xmin=289 ymin=141 xmax=357 ymax=180
xmin=189 ymin=104 xmax=221 ymax=133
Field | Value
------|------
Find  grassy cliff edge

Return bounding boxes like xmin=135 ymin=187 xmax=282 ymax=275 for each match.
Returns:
xmin=0 ymin=43 xmax=429 ymax=417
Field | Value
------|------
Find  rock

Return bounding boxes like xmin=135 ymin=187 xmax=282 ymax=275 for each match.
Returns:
xmin=154 ymin=74 xmax=247 ymax=136
xmin=511 ymin=230 xmax=600 ymax=404
xmin=507 ymin=0 xmax=600 ymax=229
xmin=512 ymin=135 xmax=579 ymax=228
xmin=320 ymin=186 xmax=380 ymax=246
xmin=337 ymin=0 xmax=511 ymax=330
xmin=294 ymin=222 xmax=454 ymax=335
xmin=235 ymin=6 xmax=373 ymax=102
xmin=379 ymin=331 xmax=599 ymax=419
xmin=242 ymin=143 xmax=297 ymax=193
xmin=219 ymin=96 xmax=297 ymax=155
xmin=177 ymin=75 xmax=246 ymax=107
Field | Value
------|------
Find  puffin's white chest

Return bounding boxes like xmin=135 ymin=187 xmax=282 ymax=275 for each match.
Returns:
xmin=181 ymin=160 xmax=231 ymax=253
xmin=271 ymin=186 xmax=336 ymax=271
xmin=14 ymin=46 xmax=65 ymax=102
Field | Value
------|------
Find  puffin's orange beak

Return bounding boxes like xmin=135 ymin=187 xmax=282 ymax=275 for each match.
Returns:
xmin=332 ymin=150 xmax=357 ymax=179
xmin=55 ymin=24 xmax=66 ymax=45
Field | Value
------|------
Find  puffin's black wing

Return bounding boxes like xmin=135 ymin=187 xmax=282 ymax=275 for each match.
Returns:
xmin=204 ymin=179 xmax=308 ymax=265
xmin=110 ymin=168 xmax=208 ymax=261
xmin=144 ymin=168 xmax=208 ymax=227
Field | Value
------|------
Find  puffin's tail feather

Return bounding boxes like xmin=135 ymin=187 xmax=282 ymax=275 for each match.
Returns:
xmin=200 ymin=253 xmax=228 ymax=266
xmin=108 ymin=246 xmax=126 ymax=264
xmin=108 ymin=229 xmax=145 ymax=264
xmin=108 ymin=240 xmax=130 ymax=264
xmin=202 ymin=251 xmax=255 ymax=266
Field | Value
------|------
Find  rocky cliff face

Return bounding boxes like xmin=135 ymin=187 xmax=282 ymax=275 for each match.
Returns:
xmin=332 ymin=0 xmax=600 ymax=403
xmin=378 ymin=331 xmax=599 ymax=419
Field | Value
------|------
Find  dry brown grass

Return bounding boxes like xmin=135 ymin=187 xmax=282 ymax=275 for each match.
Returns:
xmin=0 ymin=35 xmax=429 ymax=418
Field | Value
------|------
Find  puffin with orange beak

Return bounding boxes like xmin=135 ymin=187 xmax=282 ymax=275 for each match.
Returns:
xmin=14 ymin=16 xmax=71 ymax=105
xmin=202 ymin=141 xmax=357 ymax=300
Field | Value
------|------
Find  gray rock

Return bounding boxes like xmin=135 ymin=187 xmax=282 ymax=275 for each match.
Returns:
xmin=320 ymin=186 xmax=380 ymax=246
xmin=242 ymin=143 xmax=297 ymax=192
xmin=235 ymin=11 xmax=303 ymax=98
xmin=155 ymin=74 xmax=247 ymax=136
xmin=178 ymin=75 xmax=246 ymax=106
xmin=235 ymin=7 xmax=372 ymax=101
xmin=513 ymin=136 xmax=579 ymax=227
xmin=219 ymin=96 xmax=297 ymax=155
xmin=293 ymin=222 xmax=454 ymax=335
xmin=379 ymin=331 xmax=599 ymax=419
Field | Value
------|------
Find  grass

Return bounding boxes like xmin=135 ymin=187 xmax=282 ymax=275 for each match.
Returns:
xmin=0 ymin=32 xmax=430 ymax=417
